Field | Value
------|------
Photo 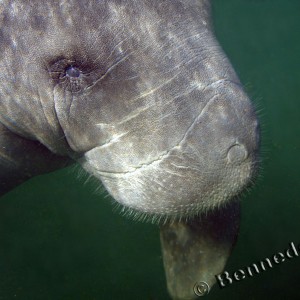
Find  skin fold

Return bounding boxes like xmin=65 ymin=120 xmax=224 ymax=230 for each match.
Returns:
xmin=0 ymin=0 xmax=260 ymax=298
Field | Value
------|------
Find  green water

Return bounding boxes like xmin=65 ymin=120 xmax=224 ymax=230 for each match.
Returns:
xmin=1 ymin=1 xmax=300 ymax=299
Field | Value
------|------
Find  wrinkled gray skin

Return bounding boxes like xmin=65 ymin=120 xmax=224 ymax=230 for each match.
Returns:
xmin=0 ymin=0 xmax=259 ymax=298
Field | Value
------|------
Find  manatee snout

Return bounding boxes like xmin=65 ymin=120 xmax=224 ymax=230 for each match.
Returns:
xmin=83 ymin=80 xmax=259 ymax=219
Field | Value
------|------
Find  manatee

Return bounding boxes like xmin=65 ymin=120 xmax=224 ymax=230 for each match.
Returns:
xmin=0 ymin=0 xmax=260 ymax=299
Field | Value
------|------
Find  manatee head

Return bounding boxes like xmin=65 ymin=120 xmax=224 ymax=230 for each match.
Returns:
xmin=0 ymin=0 xmax=259 ymax=219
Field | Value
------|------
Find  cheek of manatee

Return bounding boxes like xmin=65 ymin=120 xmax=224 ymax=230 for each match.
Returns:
xmin=0 ymin=0 xmax=260 ymax=221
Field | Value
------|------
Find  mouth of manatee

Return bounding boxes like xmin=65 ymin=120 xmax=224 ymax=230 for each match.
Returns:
xmin=80 ymin=79 xmax=259 ymax=220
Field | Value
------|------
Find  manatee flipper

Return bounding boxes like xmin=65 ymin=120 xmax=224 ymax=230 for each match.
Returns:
xmin=0 ymin=123 xmax=71 ymax=196
xmin=160 ymin=200 xmax=240 ymax=299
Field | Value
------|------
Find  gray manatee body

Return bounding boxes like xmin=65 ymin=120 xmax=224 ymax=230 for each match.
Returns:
xmin=0 ymin=0 xmax=260 ymax=298
xmin=0 ymin=0 xmax=259 ymax=217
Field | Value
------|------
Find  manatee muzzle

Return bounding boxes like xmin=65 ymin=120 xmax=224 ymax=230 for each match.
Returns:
xmin=81 ymin=80 xmax=260 ymax=219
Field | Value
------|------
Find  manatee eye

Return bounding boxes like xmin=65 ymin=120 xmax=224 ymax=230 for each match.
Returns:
xmin=48 ymin=57 xmax=99 ymax=93
xmin=65 ymin=66 xmax=81 ymax=78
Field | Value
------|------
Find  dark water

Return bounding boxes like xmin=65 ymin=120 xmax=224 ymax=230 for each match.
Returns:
xmin=1 ymin=1 xmax=300 ymax=299
xmin=211 ymin=0 xmax=300 ymax=299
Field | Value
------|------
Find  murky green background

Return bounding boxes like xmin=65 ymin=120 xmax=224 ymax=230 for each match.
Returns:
xmin=1 ymin=1 xmax=299 ymax=299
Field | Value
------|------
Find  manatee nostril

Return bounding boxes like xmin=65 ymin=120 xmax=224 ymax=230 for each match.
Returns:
xmin=65 ymin=66 xmax=81 ymax=78
xmin=227 ymin=143 xmax=248 ymax=164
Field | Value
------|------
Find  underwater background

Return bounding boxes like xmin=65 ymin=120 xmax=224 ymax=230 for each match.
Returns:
xmin=0 ymin=0 xmax=299 ymax=299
